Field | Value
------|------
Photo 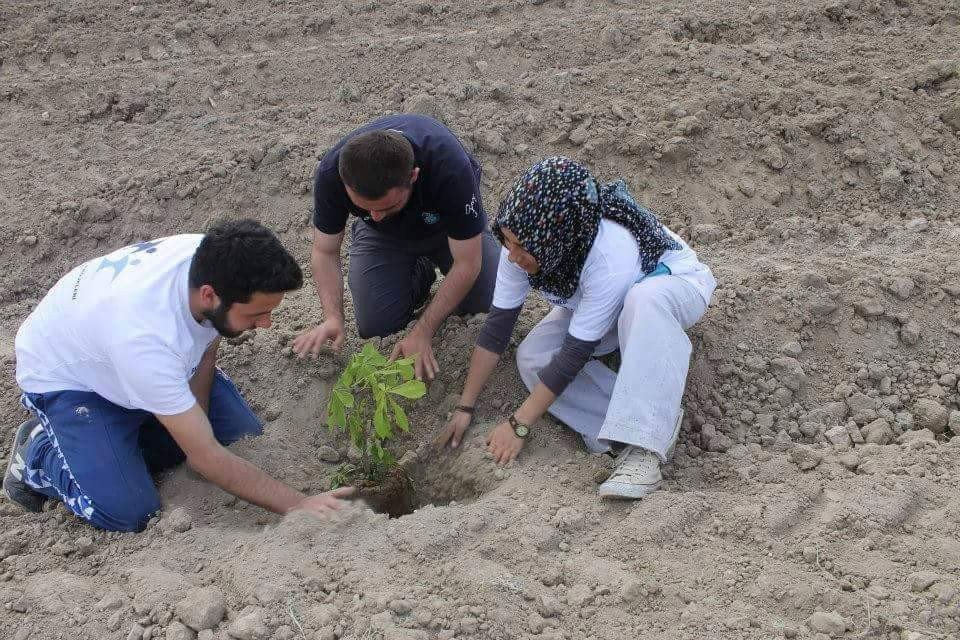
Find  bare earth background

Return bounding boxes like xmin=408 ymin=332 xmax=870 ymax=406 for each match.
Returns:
xmin=2 ymin=1 xmax=960 ymax=639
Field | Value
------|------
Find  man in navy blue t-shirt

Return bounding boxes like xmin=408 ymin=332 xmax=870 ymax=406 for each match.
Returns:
xmin=292 ymin=115 xmax=499 ymax=380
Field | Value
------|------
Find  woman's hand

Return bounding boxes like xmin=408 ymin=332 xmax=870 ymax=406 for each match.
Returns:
xmin=436 ymin=410 xmax=472 ymax=449
xmin=486 ymin=420 xmax=524 ymax=465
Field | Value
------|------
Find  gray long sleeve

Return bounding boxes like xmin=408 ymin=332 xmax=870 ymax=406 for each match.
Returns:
xmin=538 ymin=333 xmax=601 ymax=396
xmin=476 ymin=305 xmax=523 ymax=354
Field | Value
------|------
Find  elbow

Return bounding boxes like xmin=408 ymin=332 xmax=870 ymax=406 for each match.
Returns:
xmin=185 ymin=445 xmax=224 ymax=478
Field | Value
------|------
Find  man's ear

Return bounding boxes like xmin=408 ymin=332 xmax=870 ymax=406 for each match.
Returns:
xmin=410 ymin=166 xmax=421 ymax=185
xmin=198 ymin=284 xmax=220 ymax=308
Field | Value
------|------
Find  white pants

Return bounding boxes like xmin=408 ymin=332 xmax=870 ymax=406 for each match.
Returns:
xmin=516 ymin=271 xmax=714 ymax=460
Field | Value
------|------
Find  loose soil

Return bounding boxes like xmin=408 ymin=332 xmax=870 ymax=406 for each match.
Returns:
xmin=2 ymin=1 xmax=960 ymax=639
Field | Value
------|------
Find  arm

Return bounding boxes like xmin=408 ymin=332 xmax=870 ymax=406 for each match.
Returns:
xmin=438 ymin=304 xmax=523 ymax=448
xmin=292 ymin=229 xmax=347 ymax=356
xmin=392 ymin=234 xmax=483 ymax=380
xmin=155 ymin=404 xmax=351 ymax=515
xmin=311 ymin=228 xmax=346 ymax=324
xmin=160 ymin=404 xmax=303 ymax=512
xmin=416 ymin=234 xmax=483 ymax=337
xmin=189 ymin=338 xmax=220 ymax=415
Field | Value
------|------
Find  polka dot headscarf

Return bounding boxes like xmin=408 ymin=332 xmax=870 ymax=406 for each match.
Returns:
xmin=494 ymin=156 xmax=680 ymax=300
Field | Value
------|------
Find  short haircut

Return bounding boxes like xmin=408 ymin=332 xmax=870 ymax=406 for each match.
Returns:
xmin=338 ymin=129 xmax=415 ymax=199
xmin=189 ymin=219 xmax=303 ymax=307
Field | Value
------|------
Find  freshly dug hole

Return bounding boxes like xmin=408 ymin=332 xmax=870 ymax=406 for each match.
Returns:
xmin=357 ymin=444 xmax=498 ymax=518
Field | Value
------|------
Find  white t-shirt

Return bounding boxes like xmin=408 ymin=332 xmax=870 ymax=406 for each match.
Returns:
xmin=15 ymin=234 xmax=219 ymax=416
xmin=492 ymin=219 xmax=710 ymax=341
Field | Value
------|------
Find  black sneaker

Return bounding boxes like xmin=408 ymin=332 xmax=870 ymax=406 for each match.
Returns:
xmin=3 ymin=418 xmax=46 ymax=513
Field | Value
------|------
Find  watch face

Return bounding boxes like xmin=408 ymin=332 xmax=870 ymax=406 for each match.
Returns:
xmin=514 ymin=424 xmax=529 ymax=438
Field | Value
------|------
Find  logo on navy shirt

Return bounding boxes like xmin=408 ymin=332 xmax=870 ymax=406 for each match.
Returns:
xmin=422 ymin=211 xmax=439 ymax=225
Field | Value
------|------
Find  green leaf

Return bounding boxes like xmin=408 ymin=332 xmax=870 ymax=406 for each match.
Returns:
xmin=334 ymin=388 xmax=354 ymax=408
xmin=388 ymin=379 xmax=427 ymax=399
xmin=390 ymin=398 xmax=409 ymax=432
xmin=326 ymin=390 xmax=345 ymax=427
xmin=374 ymin=404 xmax=392 ymax=439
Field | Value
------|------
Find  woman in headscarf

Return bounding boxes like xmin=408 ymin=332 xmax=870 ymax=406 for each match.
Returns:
xmin=437 ymin=157 xmax=716 ymax=499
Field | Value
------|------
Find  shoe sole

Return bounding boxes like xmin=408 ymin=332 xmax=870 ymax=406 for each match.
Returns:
xmin=598 ymin=480 xmax=662 ymax=500
xmin=3 ymin=418 xmax=45 ymax=513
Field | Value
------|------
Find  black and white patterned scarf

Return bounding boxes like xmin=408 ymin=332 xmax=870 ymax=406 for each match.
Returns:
xmin=494 ymin=156 xmax=679 ymax=301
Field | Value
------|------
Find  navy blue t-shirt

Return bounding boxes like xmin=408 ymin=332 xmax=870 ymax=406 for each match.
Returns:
xmin=312 ymin=115 xmax=486 ymax=241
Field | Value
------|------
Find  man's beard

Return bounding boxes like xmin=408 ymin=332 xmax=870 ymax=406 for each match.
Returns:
xmin=203 ymin=302 xmax=242 ymax=339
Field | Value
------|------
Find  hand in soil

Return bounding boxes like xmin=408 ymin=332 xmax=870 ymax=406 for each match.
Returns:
xmin=436 ymin=411 xmax=472 ymax=448
xmin=292 ymin=318 xmax=345 ymax=356
xmin=290 ymin=487 xmax=355 ymax=518
xmin=390 ymin=329 xmax=439 ymax=381
xmin=486 ymin=421 xmax=524 ymax=465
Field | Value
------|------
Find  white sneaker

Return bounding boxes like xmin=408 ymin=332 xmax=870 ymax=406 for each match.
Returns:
xmin=598 ymin=446 xmax=662 ymax=499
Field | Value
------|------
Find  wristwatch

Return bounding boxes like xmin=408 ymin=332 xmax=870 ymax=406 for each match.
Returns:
xmin=508 ymin=414 xmax=530 ymax=438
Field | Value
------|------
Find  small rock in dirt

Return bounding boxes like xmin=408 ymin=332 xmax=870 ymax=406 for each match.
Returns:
xmin=843 ymin=147 xmax=867 ymax=164
xmin=900 ymin=321 xmax=921 ymax=345
xmin=621 ymin=579 xmax=644 ymax=603
xmin=825 ymin=425 xmax=852 ymax=449
xmin=806 ymin=610 xmax=846 ymax=637
xmin=317 ymin=446 xmax=341 ymax=463
xmin=790 ymin=445 xmax=823 ymax=471
xmin=252 ymin=582 xmax=283 ymax=605
xmin=837 ymin=452 xmax=860 ymax=471
xmin=909 ymin=570 xmax=940 ymax=592
xmin=862 ymin=418 xmax=894 ymax=445
xmin=76 ymin=535 xmax=94 ymax=556
xmin=527 ymin=612 xmax=546 ymax=633
xmin=762 ymin=145 xmax=787 ymax=171
xmin=538 ymin=594 xmax=563 ymax=618
xmin=770 ymin=357 xmax=806 ymax=391
xmin=80 ymin=197 xmax=116 ymax=223
xmin=167 ymin=621 xmax=197 ymax=640
xmin=939 ymin=101 xmax=960 ymax=131
xmin=948 ymin=411 xmax=960 ymax=432
xmin=913 ymin=399 xmax=948 ymax=433
xmin=127 ymin=624 xmax=146 ymax=640
xmin=176 ymin=587 xmax=226 ymax=631
xmin=227 ymin=608 xmax=269 ymax=640
xmin=388 ymin=599 xmax=413 ymax=615
xmin=884 ymin=277 xmax=915 ymax=300
xmin=161 ymin=507 xmax=192 ymax=533
xmin=567 ymin=583 xmax=594 ymax=607
xmin=879 ymin=167 xmax=904 ymax=199
xmin=853 ymin=299 xmax=884 ymax=318
xmin=780 ymin=341 xmax=802 ymax=357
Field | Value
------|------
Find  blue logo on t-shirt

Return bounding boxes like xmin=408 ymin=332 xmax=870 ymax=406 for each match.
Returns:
xmin=96 ymin=240 xmax=164 ymax=282
xmin=422 ymin=211 xmax=439 ymax=225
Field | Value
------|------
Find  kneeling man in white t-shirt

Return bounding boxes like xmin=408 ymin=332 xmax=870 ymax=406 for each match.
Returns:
xmin=4 ymin=219 xmax=352 ymax=531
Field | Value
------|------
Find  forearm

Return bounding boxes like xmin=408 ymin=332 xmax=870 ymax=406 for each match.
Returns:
xmin=514 ymin=382 xmax=557 ymax=426
xmin=311 ymin=250 xmax=345 ymax=322
xmin=414 ymin=260 xmax=478 ymax=336
xmin=189 ymin=447 xmax=304 ymax=514
xmin=189 ymin=340 xmax=220 ymax=414
xmin=458 ymin=345 xmax=501 ymax=406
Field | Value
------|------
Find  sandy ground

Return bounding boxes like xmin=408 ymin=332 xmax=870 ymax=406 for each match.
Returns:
xmin=2 ymin=1 xmax=960 ymax=639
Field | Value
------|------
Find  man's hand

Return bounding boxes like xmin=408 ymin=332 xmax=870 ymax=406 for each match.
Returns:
xmin=436 ymin=410 xmax=472 ymax=449
xmin=292 ymin=318 xmax=345 ymax=356
xmin=390 ymin=329 xmax=439 ymax=381
xmin=290 ymin=487 xmax=355 ymax=518
xmin=486 ymin=420 xmax=524 ymax=465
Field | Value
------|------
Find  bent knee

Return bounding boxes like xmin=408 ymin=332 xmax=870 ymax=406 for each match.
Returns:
xmin=88 ymin=495 xmax=161 ymax=532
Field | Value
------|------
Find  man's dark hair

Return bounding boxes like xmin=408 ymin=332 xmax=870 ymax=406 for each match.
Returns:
xmin=189 ymin=219 xmax=303 ymax=307
xmin=338 ymin=129 xmax=415 ymax=199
